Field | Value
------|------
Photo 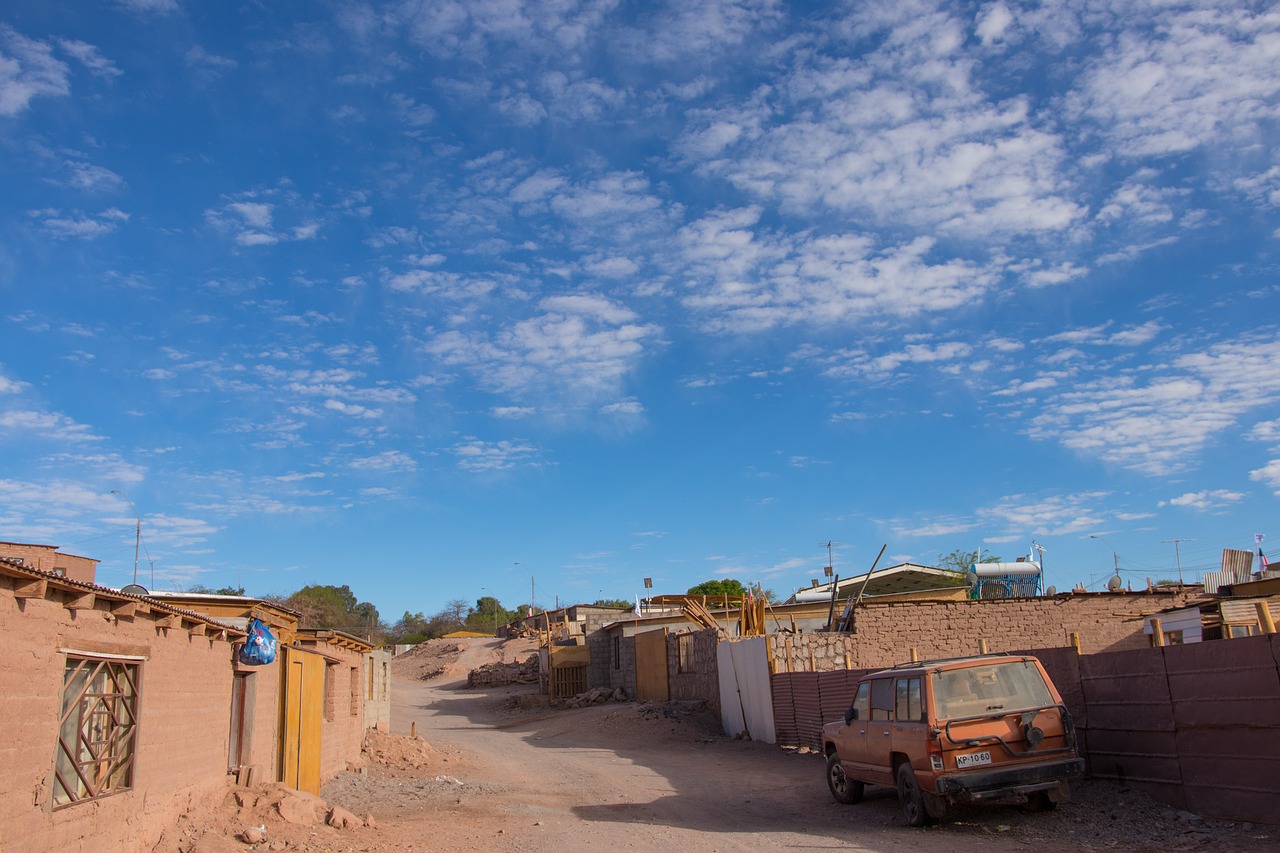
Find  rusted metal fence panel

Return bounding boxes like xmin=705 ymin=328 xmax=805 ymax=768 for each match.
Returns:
xmin=771 ymin=674 xmax=797 ymax=747
xmin=789 ymin=672 xmax=823 ymax=751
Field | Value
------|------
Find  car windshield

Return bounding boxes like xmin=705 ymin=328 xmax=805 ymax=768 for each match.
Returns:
xmin=931 ymin=661 xmax=1055 ymax=719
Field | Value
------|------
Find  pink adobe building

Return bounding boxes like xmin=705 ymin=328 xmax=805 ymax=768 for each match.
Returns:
xmin=0 ymin=541 xmax=97 ymax=583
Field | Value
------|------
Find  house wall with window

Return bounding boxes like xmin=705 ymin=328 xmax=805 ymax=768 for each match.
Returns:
xmin=0 ymin=541 xmax=98 ymax=584
xmin=363 ymin=649 xmax=392 ymax=733
xmin=293 ymin=631 xmax=372 ymax=783
xmin=0 ymin=563 xmax=239 ymax=852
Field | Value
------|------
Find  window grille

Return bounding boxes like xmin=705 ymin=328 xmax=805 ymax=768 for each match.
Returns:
xmin=54 ymin=657 xmax=140 ymax=808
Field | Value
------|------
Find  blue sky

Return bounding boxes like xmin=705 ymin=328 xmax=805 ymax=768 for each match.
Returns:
xmin=2 ymin=0 xmax=1278 ymax=620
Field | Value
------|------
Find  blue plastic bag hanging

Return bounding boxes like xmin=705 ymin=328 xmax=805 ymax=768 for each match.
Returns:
xmin=238 ymin=617 xmax=277 ymax=665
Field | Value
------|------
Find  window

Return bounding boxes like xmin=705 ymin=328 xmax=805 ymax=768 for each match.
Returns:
xmin=676 ymin=634 xmax=695 ymax=674
xmin=612 ymin=636 xmax=621 ymax=670
xmin=895 ymin=677 xmax=923 ymax=722
xmin=870 ymin=678 xmax=894 ymax=721
xmin=851 ymin=682 xmax=870 ymax=722
xmin=54 ymin=656 xmax=140 ymax=808
xmin=350 ymin=667 xmax=361 ymax=716
xmin=324 ymin=662 xmax=337 ymax=722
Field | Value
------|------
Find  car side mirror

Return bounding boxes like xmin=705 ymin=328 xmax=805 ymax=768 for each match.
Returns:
xmin=845 ymin=707 xmax=857 ymax=724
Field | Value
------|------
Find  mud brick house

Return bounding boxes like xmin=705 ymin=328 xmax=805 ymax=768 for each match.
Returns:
xmin=0 ymin=541 xmax=98 ymax=584
xmin=2 ymin=553 xmax=387 ymax=851
xmin=0 ymin=557 xmax=246 ymax=852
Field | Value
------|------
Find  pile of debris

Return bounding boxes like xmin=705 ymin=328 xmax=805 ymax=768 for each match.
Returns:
xmin=560 ymin=686 xmax=628 ymax=709
xmin=467 ymin=653 xmax=540 ymax=687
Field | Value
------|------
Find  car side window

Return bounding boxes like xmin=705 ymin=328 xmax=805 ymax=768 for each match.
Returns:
xmin=870 ymin=678 xmax=893 ymax=721
xmin=895 ymin=676 xmax=923 ymax=722
xmin=851 ymin=682 xmax=870 ymax=721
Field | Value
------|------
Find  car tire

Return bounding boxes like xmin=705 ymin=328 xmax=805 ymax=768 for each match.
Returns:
xmin=896 ymin=763 xmax=934 ymax=827
xmin=826 ymin=753 xmax=864 ymax=804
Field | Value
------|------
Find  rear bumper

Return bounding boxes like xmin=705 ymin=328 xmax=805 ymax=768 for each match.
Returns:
xmin=933 ymin=757 xmax=1084 ymax=801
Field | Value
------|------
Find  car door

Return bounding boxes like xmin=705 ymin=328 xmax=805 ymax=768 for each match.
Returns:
xmin=839 ymin=676 xmax=870 ymax=778
xmin=890 ymin=675 xmax=927 ymax=773
xmin=845 ymin=677 xmax=895 ymax=785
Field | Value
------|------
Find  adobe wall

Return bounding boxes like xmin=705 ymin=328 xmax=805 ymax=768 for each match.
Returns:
xmin=316 ymin=651 xmax=367 ymax=783
xmin=0 ymin=543 xmax=97 ymax=584
xmin=768 ymin=592 xmax=1197 ymax=672
xmin=0 ymin=580 xmax=235 ymax=852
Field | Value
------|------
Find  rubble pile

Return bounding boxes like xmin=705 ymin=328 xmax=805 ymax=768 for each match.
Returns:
xmin=560 ymin=686 xmax=628 ymax=709
xmin=467 ymin=653 xmax=540 ymax=687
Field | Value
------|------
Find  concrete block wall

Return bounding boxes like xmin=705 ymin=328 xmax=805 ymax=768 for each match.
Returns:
xmin=667 ymin=629 xmax=720 ymax=715
xmin=585 ymin=631 xmax=611 ymax=689
xmin=0 ymin=579 xmax=236 ymax=852
xmin=364 ymin=649 xmax=392 ymax=733
xmin=768 ymin=593 xmax=1197 ymax=672
xmin=606 ymin=634 xmax=637 ymax=696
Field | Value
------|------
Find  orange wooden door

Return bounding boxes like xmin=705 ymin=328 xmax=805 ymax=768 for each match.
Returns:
xmin=280 ymin=647 xmax=323 ymax=794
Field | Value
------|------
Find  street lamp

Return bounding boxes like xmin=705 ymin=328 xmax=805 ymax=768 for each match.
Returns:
xmin=111 ymin=490 xmax=141 ymax=586
xmin=1089 ymin=535 xmax=1121 ymax=585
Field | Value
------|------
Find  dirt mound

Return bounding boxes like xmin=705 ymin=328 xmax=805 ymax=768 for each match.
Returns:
xmin=392 ymin=636 xmax=542 ymax=685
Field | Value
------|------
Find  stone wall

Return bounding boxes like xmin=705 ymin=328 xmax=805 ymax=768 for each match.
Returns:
xmin=769 ymin=592 xmax=1197 ymax=672
xmin=0 ymin=575 xmax=236 ymax=852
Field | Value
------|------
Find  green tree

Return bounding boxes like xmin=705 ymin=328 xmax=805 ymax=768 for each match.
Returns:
xmin=592 ymin=598 xmax=631 ymax=608
xmin=687 ymin=579 xmax=748 ymax=597
xmin=277 ymin=584 xmax=382 ymax=638
xmin=188 ymin=583 xmax=246 ymax=596
xmin=936 ymin=549 xmax=1001 ymax=574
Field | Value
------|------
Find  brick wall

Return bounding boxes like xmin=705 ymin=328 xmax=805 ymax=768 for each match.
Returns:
xmin=768 ymin=592 xmax=1197 ymax=672
xmin=0 ymin=578 xmax=235 ymax=852
xmin=0 ymin=543 xmax=97 ymax=584
xmin=315 ymin=653 xmax=367 ymax=782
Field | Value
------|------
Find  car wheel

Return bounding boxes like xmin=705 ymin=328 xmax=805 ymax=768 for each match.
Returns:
xmin=896 ymin=763 xmax=934 ymax=827
xmin=826 ymin=753 xmax=864 ymax=804
xmin=1023 ymin=791 xmax=1057 ymax=812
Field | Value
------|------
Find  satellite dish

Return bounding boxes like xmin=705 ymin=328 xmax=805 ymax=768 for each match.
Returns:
xmin=966 ymin=572 xmax=979 ymax=589
xmin=1045 ymin=585 xmax=1057 ymax=596
xmin=120 ymin=583 xmax=149 ymax=596
xmin=1107 ymin=576 xmax=1123 ymax=592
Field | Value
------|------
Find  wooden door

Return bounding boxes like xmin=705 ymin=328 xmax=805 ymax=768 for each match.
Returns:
xmin=280 ymin=647 xmax=323 ymax=794
xmin=634 ymin=628 xmax=669 ymax=702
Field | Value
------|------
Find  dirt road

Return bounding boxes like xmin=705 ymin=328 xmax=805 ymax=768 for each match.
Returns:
xmin=327 ymin=639 xmax=1275 ymax=853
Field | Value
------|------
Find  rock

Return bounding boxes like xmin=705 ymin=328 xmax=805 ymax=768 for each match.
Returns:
xmin=362 ymin=812 xmax=377 ymax=828
xmin=240 ymin=825 xmax=266 ymax=844
xmin=273 ymin=789 xmax=328 ymax=826
xmin=326 ymin=806 xmax=361 ymax=829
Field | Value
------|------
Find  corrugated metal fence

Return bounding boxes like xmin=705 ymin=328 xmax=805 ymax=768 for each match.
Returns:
xmin=772 ymin=634 xmax=1280 ymax=824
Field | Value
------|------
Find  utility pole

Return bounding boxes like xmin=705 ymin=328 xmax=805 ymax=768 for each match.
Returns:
xmin=111 ymin=490 xmax=141 ymax=586
xmin=1161 ymin=539 xmax=1194 ymax=586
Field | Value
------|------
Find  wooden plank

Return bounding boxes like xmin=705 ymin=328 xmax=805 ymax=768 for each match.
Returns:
xmin=13 ymin=578 xmax=47 ymax=599
xmin=64 ymin=592 xmax=95 ymax=611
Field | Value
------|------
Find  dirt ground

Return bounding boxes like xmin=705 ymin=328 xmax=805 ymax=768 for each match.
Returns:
xmin=156 ymin=637 xmax=1280 ymax=852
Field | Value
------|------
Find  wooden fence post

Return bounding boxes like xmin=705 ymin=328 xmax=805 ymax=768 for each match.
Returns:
xmin=1150 ymin=618 xmax=1164 ymax=647
xmin=1257 ymin=601 xmax=1276 ymax=635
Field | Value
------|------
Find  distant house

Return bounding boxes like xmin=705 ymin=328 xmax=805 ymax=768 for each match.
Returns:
xmin=0 ymin=541 xmax=98 ymax=584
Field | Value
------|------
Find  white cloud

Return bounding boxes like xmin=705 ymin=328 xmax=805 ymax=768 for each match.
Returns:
xmin=0 ymin=408 xmax=104 ymax=441
xmin=1250 ymin=460 xmax=1280 ymax=495
xmin=1160 ymin=489 xmax=1246 ymax=510
xmin=1028 ymin=333 xmax=1280 ymax=476
xmin=1067 ymin=7 xmax=1280 ymax=159
xmin=975 ymin=2 xmax=1014 ymax=47
xmin=450 ymin=438 xmax=540 ymax=472
xmin=28 ymin=208 xmax=128 ymax=239
xmin=348 ymin=450 xmax=417 ymax=472
xmin=56 ymin=39 xmax=122 ymax=78
xmin=0 ymin=27 xmax=71 ymax=116
xmin=426 ymin=293 xmax=660 ymax=405
xmin=115 ymin=0 xmax=178 ymax=14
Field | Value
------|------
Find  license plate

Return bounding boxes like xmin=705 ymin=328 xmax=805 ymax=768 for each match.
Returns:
xmin=956 ymin=750 xmax=992 ymax=769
